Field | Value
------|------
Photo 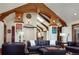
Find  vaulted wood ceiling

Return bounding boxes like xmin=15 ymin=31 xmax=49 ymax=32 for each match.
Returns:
xmin=0 ymin=3 xmax=67 ymax=27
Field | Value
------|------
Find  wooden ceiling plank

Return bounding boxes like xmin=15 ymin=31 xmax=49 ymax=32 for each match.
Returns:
xmin=0 ymin=3 xmax=67 ymax=26
xmin=37 ymin=25 xmax=43 ymax=31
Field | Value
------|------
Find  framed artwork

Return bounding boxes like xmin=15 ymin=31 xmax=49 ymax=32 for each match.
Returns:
xmin=52 ymin=27 xmax=57 ymax=34
xmin=16 ymin=23 xmax=22 ymax=32
xmin=15 ymin=23 xmax=23 ymax=42
xmin=16 ymin=24 xmax=22 ymax=29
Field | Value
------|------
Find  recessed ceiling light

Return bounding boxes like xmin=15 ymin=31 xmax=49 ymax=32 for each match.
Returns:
xmin=73 ymin=13 xmax=77 ymax=16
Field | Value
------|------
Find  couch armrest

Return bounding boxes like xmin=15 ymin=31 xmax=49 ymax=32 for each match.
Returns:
xmin=67 ymin=42 xmax=76 ymax=46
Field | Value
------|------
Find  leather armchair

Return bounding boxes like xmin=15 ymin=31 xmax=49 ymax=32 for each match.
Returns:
xmin=2 ymin=42 xmax=25 ymax=55
xmin=66 ymin=42 xmax=79 ymax=54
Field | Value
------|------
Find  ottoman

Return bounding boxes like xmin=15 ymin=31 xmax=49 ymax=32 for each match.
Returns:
xmin=39 ymin=47 xmax=66 ymax=55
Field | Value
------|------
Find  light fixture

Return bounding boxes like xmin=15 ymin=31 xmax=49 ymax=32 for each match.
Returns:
xmin=60 ymin=33 xmax=66 ymax=36
xmin=52 ymin=20 xmax=55 ymax=23
xmin=37 ymin=14 xmax=44 ymax=22
xmin=57 ymin=23 xmax=62 ymax=27
xmin=73 ymin=13 xmax=77 ymax=16
xmin=18 ymin=16 xmax=21 ymax=19
xmin=57 ymin=23 xmax=60 ymax=25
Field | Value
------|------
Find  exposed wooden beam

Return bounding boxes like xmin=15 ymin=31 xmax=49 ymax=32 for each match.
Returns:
xmin=37 ymin=20 xmax=48 ymax=30
xmin=37 ymin=25 xmax=43 ymax=31
xmin=36 ymin=3 xmax=67 ymax=26
xmin=37 ymin=27 xmax=40 ymax=32
xmin=37 ymin=26 xmax=42 ymax=32
xmin=39 ymin=13 xmax=50 ymax=23
xmin=0 ymin=3 xmax=67 ymax=26
xmin=41 ymin=22 xmax=48 ymax=30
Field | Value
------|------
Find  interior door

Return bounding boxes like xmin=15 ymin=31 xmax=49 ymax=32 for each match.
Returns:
xmin=12 ymin=26 xmax=15 ymax=42
xmin=4 ymin=24 xmax=6 ymax=43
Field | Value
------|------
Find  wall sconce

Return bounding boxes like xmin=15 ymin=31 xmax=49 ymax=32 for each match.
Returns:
xmin=52 ymin=20 xmax=56 ymax=23
xmin=18 ymin=16 xmax=21 ymax=19
xmin=60 ymin=33 xmax=66 ymax=36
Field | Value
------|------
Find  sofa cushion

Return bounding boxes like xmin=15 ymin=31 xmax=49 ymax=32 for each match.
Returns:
xmin=56 ymin=41 xmax=62 ymax=45
xmin=35 ymin=40 xmax=50 ymax=46
xmin=27 ymin=46 xmax=41 ymax=52
xmin=67 ymin=42 xmax=76 ymax=46
xmin=29 ymin=40 xmax=36 ymax=46
xmin=50 ymin=40 xmax=56 ymax=45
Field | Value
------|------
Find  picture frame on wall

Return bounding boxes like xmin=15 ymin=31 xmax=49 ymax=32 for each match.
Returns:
xmin=52 ymin=27 xmax=57 ymax=34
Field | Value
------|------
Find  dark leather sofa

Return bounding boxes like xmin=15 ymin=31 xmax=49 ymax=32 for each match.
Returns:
xmin=27 ymin=40 xmax=61 ymax=54
xmin=2 ymin=42 xmax=25 ymax=55
xmin=56 ymin=41 xmax=62 ymax=46
xmin=27 ymin=40 xmax=50 ymax=53
xmin=66 ymin=42 xmax=79 ymax=54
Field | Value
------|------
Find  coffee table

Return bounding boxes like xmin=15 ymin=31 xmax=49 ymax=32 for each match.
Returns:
xmin=39 ymin=47 xmax=66 ymax=55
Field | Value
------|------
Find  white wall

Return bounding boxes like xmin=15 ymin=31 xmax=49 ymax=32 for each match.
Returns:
xmin=49 ymin=26 xmax=57 ymax=43
xmin=0 ymin=21 xmax=4 ymax=48
xmin=62 ymin=20 xmax=79 ymax=42
xmin=23 ymin=13 xmax=37 ymax=27
xmin=15 ymin=12 xmax=38 ymax=42
xmin=4 ymin=12 xmax=37 ymax=42
xmin=4 ymin=13 xmax=15 ymax=42
xmin=23 ymin=13 xmax=37 ymax=41
xmin=46 ymin=31 xmax=49 ymax=40
xmin=23 ymin=28 xmax=37 ymax=41
xmin=62 ymin=27 xmax=72 ymax=42
xmin=3 ymin=12 xmax=49 ymax=42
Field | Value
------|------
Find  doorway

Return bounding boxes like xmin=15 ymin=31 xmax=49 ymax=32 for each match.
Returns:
xmin=72 ymin=23 xmax=79 ymax=42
